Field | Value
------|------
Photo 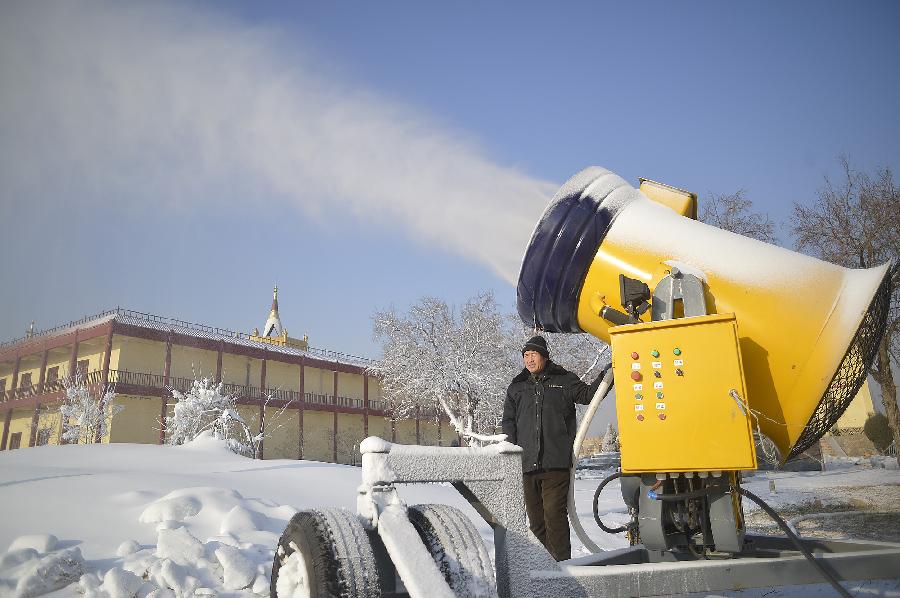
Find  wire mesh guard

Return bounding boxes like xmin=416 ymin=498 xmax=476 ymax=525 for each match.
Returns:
xmin=788 ymin=273 xmax=892 ymax=460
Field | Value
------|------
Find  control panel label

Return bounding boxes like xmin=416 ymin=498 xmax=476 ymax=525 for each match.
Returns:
xmin=634 ymin=404 xmax=644 ymax=411
xmin=656 ymin=402 xmax=666 ymax=410
xmin=632 ymin=362 xmax=641 ymax=370
xmin=653 ymin=381 xmax=663 ymax=389
xmin=651 ymin=361 xmax=662 ymax=369
xmin=674 ymin=359 xmax=684 ymax=366
xmin=633 ymin=384 xmax=643 ymax=391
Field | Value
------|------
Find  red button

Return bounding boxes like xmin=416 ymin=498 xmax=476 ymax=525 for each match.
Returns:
xmin=658 ymin=413 xmax=667 ymax=420
xmin=631 ymin=352 xmax=639 ymax=360
xmin=631 ymin=371 xmax=642 ymax=382
xmin=637 ymin=414 xmax=644 ymax=421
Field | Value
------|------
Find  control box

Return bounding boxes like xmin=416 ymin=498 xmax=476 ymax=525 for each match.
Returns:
xmin=610 ymin=313 xmax=757 ymax=473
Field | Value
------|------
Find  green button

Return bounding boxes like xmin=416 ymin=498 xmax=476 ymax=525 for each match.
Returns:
xmin=673 ymin=348 xmax=682 ymax=355
xmin=657 ymin=392 xmax=664 ymax=399
xmin=650 ymin=350 xmax=660 ymax=358
xmin=635 ymin=393 xmax=643 ymax=400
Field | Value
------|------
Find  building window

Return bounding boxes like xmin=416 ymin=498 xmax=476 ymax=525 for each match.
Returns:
xmin=46 ymin=366 xmax=59 ymax=384
xmin=20 ymin=373 xmax=32 ymax=390
xmin=9 ymin=432 xmax=21 ymax=449
xmin=0 ymin=378 xmax=5 ymax=394
xmin=77 ymin=359 xmax=89 ymax=379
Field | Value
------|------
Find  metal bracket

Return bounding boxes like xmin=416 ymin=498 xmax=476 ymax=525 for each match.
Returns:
xmin=651 ymin=267 xmax=707 ymax=320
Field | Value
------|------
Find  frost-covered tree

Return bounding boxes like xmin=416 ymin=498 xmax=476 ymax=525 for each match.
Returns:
xmin=59 ymin=377 xmax=122 ymax=444
xmin=166 ymin=378 xmax=264 ymax=458
xmin=371 ymin=292 xmax=520 ymax=443
xmin=600 ymin=422 xmax=619 ymax=452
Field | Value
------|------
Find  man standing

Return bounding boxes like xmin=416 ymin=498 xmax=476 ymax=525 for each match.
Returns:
xmin=502 ymin=335 xmax=607 ymax=561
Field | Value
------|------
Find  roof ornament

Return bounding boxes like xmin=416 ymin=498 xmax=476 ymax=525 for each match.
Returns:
xmin=262 ymin=285 xmax=284 ymax=338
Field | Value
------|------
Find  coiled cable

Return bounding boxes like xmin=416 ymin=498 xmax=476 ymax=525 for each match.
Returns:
xmin=592 ymin=471 xmax=628 ymax=534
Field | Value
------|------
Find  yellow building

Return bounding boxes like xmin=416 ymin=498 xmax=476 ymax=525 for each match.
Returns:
xmin=0 ymin=290 xmax=451 ymax=462
xmin=835 ymin=379 xmax=876 ymax=431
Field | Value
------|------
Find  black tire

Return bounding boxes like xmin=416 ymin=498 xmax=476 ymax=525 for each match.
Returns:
xmin=407 ymin=504 xmax=496 ymax=598
xmin=271 ymin=508 xmax=381 ymax=598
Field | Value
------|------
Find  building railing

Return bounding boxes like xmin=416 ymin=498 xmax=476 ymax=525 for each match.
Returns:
xmin=1 ymin=307 xmax=375 ymax=367
xmin=0 ymin=309 xmax=119 ymax=349
xmin=1 ymin=370 xmax=106 ymax=402
xmin=2 ymin=370 xmax=430 ymax=423
xmin=113 ymin=307 xmax=374 ymax=365
xmin=1 ymin=368 xmax=386 ymax=414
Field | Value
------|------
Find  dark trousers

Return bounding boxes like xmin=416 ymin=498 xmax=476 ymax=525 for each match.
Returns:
xmin=523 ymin=468 xmax=571 ymax=561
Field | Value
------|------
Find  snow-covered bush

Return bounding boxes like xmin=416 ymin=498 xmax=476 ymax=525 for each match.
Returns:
xmin=165 ymin=378 xmax=261 ymax=457
xmin=59 ymin=377 xmax=122 ymax=444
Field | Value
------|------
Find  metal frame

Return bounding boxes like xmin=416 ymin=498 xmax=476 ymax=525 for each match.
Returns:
xmin=359 ymin=439 xmax=900 ymax=598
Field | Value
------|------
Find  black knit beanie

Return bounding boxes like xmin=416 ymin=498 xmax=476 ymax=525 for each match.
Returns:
xmin=522 ymin=335 xmax=549 ymax=358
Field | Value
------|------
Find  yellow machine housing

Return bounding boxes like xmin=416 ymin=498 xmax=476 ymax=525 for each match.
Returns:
xmin=611 ymin=314 xmax=757 ymax=473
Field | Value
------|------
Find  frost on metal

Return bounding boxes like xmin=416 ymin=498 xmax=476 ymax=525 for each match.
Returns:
xmin=358 ymin=438 xmax=579 ymax=598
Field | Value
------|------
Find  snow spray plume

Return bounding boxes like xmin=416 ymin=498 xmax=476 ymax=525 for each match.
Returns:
xmin=0 ymin=0 xmax=555 ymax=283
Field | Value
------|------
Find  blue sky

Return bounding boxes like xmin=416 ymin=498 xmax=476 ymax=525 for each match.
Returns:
xmin=1 ymin=0 xmax=898 ymax=358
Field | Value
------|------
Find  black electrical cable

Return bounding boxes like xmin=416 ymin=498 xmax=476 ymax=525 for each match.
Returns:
xmin=592 ymin=471 xmax=628 ymax=534
xmin=739 ymin=487 xmax=851 ymax=598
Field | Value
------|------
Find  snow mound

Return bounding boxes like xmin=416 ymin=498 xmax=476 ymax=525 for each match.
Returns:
xmin=147 ymin=557 xmax=199 ymax=596
xmin=220 ymin=505 xmax=268 ymax=535
xmin=179 ymin=430 xmax=237 ymax=454
xmin=7 ymin=534 xmax=58 ymax=554
xmin=215 ymin=544 xmax=256 ymax=590
xmin=155 ymin=527 xmax=204 ymax=566
xmin=98 ymin=567 xmax=143 ymax=598
xmin=2 ymin=546 xmax=84 ymax=598
xmin=139 ymin=495 xmax=201 ymax=524
xmin=116 ymin=540 xmax=141 ymax=557
xmin=0 ymin=549 xmax=39 ymax=571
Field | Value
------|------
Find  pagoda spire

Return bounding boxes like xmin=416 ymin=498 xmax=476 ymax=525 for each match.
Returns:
xmin=262 ymin=285 xmax=284 ymax=338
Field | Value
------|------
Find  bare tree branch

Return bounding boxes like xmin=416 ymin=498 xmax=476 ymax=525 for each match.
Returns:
xmin=791 ymin=156 xmax=900 ymax=464
xmin=701 ymin=189 xmax=778 ymax=244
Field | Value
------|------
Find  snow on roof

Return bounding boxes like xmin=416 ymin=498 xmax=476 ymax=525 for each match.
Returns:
xmin=1 ymin=308 xmax=373 ymax=367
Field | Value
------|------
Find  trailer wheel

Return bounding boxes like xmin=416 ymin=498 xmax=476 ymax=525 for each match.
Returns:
xmin=408 ymin=504 xmax=496 ymax=598
xmin=271 ymin=508 xmax=381 ymax=598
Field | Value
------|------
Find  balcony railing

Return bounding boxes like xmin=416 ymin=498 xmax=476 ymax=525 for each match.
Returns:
xmin=1 ymin=370 xmax=108 ymax=402
xmin=1 ymin=368 xmax=387 ymax=415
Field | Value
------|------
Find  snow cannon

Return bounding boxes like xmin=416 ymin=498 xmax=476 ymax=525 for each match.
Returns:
xmin=518 ymin=166 xmax=890 ymax=464
xmin=517 ymin=166 xmax=891 ymax=558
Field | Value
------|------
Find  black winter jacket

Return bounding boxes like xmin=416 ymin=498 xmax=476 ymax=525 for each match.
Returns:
xmin=502 ymin=361 xmax=606 ymax=474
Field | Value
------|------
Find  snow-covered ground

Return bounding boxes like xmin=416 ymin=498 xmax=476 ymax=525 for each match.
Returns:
xmin=1 ymin=436 xmax=899 ymax=597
